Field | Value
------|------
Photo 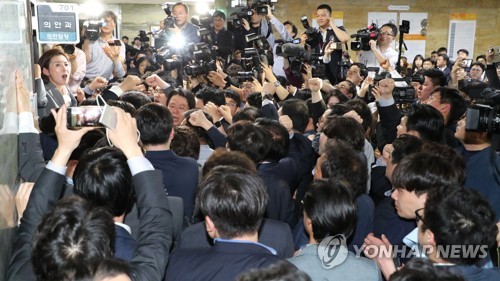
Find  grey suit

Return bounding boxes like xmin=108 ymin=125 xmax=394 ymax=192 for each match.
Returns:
xmin=288 ymin=244 xmax=382 ymax=281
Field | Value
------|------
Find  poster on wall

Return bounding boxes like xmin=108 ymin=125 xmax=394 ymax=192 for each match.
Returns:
xmin=399 ymin=13 xmax=428 ymax=62
xmin=447 ymin=13 xmax=476 ymax=61
xmin=367 ymin=12 xmax=398 ymax=50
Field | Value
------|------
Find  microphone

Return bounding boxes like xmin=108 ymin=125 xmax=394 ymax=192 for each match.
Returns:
xmin=281 ymin=43 xmax=308 ymax=59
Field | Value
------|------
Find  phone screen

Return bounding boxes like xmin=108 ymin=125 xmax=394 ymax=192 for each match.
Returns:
xmin=108 ymin=39 xmax=122 ymax=46
xmin=462 ymin=59 xmax=473 ymax=68
xmin=67 ymin=106 xmax=103 ymax=129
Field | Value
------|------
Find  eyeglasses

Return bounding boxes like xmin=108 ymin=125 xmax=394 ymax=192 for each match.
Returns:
xmin=227 ymin=101 xmax=237 ymax=108
xmin=380 ymin=32 xmax=394 ymax=37
xmin=415 ymin=208 xmax=426 ymax=225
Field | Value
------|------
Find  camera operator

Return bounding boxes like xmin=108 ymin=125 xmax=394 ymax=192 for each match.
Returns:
xmin=241 ymin=2 xmax=292 ymax=50
xmin=210 ymin=11 xmax=234 ymax=62
xmin=168 ymin=2 xmax=201 ymax=44
xmin=358 ymin=23 xmax=398 ymax=72
xmin=83 ymin=11 xmax=126 ymax=81
xmin=312 ymin=4 xmax=349 ymax=85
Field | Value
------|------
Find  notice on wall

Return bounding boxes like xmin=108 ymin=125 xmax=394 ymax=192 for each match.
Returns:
xmin=399 ymin=13 xmax=428 ymax=62
xmin=0 ymin=2 xmax=23 ymax=43
xmin=447 ymin=13 xmax=476 ymax=61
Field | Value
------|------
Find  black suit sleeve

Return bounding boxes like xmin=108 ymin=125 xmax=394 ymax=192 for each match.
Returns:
xmin=7 ymin=168 xmax=66 ymax=281
xmin=129 ymin=170 xmax=173 ymax=281
xmin=376 ymin=102 xmax=402 ymax=152
xmin=18 ymin=133 xmax=46 ymax=182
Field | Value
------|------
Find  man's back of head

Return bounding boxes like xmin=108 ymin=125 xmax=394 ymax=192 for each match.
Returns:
xmin=406 ymin=104 xmax=445 ymax=143
xmin=226 ymin=120 xmax=271 ymax=164
xmin=73 ymin=146 xmax=134 ymax=217
xmin=199 ymin=166 xmax=268 ymax=239
xmin=280 ymin=99 xmax=309 ymax=134
xmin=135 ymin=103 xmax=173 ymax=147
xmin=32 ymin=195 xmax=115 ymax=281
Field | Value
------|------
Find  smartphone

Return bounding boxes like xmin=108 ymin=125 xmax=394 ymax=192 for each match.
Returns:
xmin=108 ymin=39 xmax=122 ymax=46
xmin=67 ymin=106 xmax=103 ymax=129
xmin=461 ymin=59 xmax=473 ymax=68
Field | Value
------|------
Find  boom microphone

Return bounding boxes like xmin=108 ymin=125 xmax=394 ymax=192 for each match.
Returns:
xmin=281 ymin=43 xmax=308 ymax=59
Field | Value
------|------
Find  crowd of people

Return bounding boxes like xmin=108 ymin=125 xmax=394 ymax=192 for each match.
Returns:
xmin=2 ymin=1 xmax=500 ymax=281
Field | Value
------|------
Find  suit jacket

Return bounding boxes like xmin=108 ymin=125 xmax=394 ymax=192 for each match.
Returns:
xmin=176 ymin=218 xmax=294 ymax=258
xmin=37 ymin=82 xmax=77 ymax=119
xmin=165 ymin=240 xmax=285 ymax=281
xmin=114 ymin=224 xmax=137 ymax=262
xmin=258 ymin=172 xmax=295 ymax=226
xmin=288 ymin=133 xmax=316 ymax=201
xmin=18 ymin=132 xmax=46 ymax=183
xmin=211 ymin=27 xmax=234 ymax=62
xmin=125 ymin=196 xmax=184 ymax=249
xmin=145 ymin=150 xmax=198 ymax=219
xmin=288 ymin=244 xmax=382 ymax=281
xmin=310 ymin=27 xmax=347 ymax=85
xmin=375 ymin=101 xmax=402 ymax=152
xmin=7 ymin=166 xmax=173 ymax=281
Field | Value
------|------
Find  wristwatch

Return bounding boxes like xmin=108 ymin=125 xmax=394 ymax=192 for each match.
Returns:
xmin=273 ymin=81 xmax=281 ymax=88
xmin=214 ymin=120 xmax=222 ymax=128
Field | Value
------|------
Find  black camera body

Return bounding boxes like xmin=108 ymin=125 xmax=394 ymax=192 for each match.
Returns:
xmin=232 ymin=6 xmax=254 ymax=29
xmin=350 ymin=23 xmax=379 ymax=51
xmin=465 ymin=104 xmax=500 ymax=134
xmin=138 ymin=30 xmax=150 ymax=43
xmin=83 ymin=20 xmax=105 ymax=41
xmin=366 ymin=71 xmax=416 ymax=104
xmin=252 ymin=0 xmax=272 ymax=15
xmin=161 ymin=3 xmax=175 ymax=29
xmin=300 ymin=16 xmax=321 ymax=43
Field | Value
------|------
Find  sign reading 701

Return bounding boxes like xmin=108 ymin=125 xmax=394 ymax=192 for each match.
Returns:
xmin=36 ymin=3 xmax=79 ymax=44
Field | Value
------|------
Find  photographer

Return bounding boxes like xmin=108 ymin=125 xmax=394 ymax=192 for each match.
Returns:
xmin=210 ymin=11 xmax=235 ymax=62
xmin=358 ymin=23 xmax=398 ymax=72
xmin=241 ymin=2 xmax=292 ymax=50
xmin=312 ymin=4 xmax=349 ymax=85
xmin=168 ymin=2 xmax=201 ymax=45
xmin=83 ymin=11 xmax=126 ymax=81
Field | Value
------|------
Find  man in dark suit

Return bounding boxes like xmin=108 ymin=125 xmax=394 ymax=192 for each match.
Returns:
xmin=309 ymin=4 xmax=349 ymax=85
xmin=165 ymin=166 xmax=286 ymax=281
xmin=436 ymin=54 xmax=451 ymax=84
xmin=8 ymin=106 xmax=173 ymax=280
xmin=135 ymin=103 xmax=199 ymax=221
xmin=211 ymin=10 xmax=234 ymax=62
xmin=176 ymin=218 xmax=295 ymax=258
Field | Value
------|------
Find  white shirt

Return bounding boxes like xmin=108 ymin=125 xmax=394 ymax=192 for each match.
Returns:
xmin=359 ymin=46 xmax=398 ymax=72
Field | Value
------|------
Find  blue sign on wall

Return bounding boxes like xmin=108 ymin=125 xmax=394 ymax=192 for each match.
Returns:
xmin=37 ymin=3 xmax=79 ymax=44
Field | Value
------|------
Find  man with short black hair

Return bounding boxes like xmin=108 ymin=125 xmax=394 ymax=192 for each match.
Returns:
xmin=135 ymin=103 xmax=199 ymax=221
xmin=165 ymin=166 xmax=285 ymax=281
xmin=358 ymin=23 xmax=398 ymax=71
xmin=436 ymin=54 xmax=451 ymax=83
xmin=211 ymin=10 xmax=234 ymax=62
xmin=83 ymin=11 xmax=126 ymax=80
xmin=417 ymin=69 xmax=445 ymax=103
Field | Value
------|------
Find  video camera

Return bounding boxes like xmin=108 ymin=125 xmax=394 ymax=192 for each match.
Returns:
xmin=83 ymin=20 xmax=106 ymax=41
xmin=138 ymin=30 xmax=151 ymax=43
xmin=252 ymin=0 xmax=273 ymax=15
xmin=465 ymin=102 xmax=500 ymax=134
xmin=350 ymin=23 xmax=379 ymax=51
xmin=232 ymin=6 xmax=254 ymax=29
xmin=162 ymin=4 xmax=175 ymax=29
xmin=184 ymin=43 xmax=217 ymax=77
xmin=367 ymin=71 xmax=416 ymax=104
xmin=245 ymin=33 xmax=274 ymax=67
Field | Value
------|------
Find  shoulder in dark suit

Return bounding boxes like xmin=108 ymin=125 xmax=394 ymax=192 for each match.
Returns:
xmin=177 ymin=218 xmax=294 ymax=258
xmin=165 ymin=240 xmax=285 ymax=281
xmin=288 ymin=133 xmax=316 ymax=201
xmin=114 ymin=224 xmax=137 ymax=262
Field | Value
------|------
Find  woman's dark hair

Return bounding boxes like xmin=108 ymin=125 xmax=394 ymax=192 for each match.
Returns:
xmin=322 ymin=115 xmax=365 ymax=152
xmin=38 ymin=48 xmax=69 ymax=83
xmin=171 ymin=125 xmax=200 ymax=160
